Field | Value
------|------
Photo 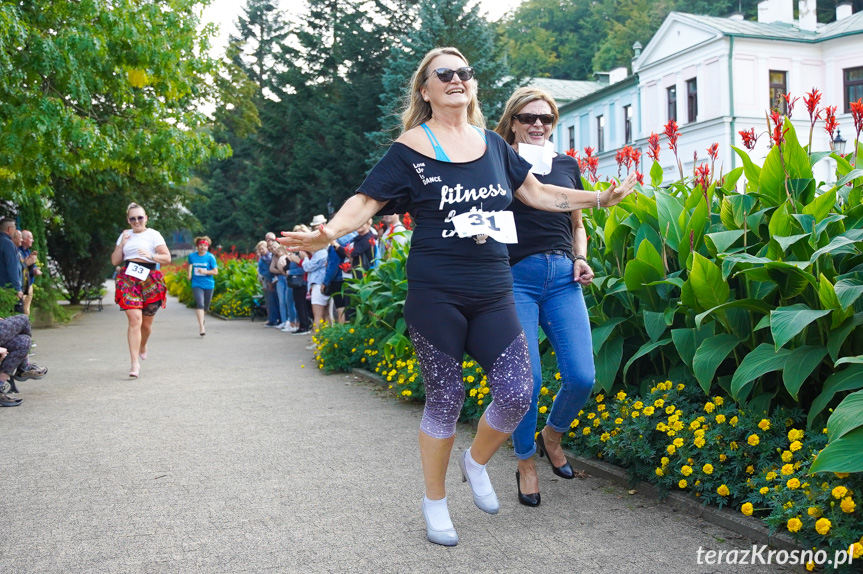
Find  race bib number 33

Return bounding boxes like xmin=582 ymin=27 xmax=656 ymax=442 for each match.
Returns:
xmin=451 ymin=210 xmax=518 ymax=244
xmin=125 ymin=262 xmax=150 ymax=281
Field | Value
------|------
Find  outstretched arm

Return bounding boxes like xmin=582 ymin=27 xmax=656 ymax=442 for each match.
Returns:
xmin=278 ymin=194 xmax=386 ymax=253
xmin=515 ymin=172 xmax=637 ymax=212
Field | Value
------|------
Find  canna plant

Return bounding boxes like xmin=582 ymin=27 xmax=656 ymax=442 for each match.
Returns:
xmin=581 ymin=93 xmax=863 ymax=437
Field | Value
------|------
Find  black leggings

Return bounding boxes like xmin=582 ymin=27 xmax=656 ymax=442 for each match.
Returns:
xmin=404 ymin=289 xmax=531 ymax=439
xmin=291 ymin=285 xmax=311 ymax=331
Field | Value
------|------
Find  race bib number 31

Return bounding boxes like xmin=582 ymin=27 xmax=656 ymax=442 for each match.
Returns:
xmin=451 ymin=210 xmax=518 ymax=244
xmin=125 ymin=262 xmax=150 ymax=281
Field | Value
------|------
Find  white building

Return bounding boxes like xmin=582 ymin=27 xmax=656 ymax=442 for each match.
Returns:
xmin=554 ymin=0 xmax=863 ymax=184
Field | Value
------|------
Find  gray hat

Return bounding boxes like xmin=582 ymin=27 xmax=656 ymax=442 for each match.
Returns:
xmin=309 ymin=214 xmax=328 ymax=227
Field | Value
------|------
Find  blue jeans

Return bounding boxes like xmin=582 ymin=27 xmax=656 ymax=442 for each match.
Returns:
xmin=510 ymin=253 xmax=595 ymax=460
xmin=265 ymin=287 xmax=279 ymax=325
xmin=275 ymin=276 xmax=289 ymax=324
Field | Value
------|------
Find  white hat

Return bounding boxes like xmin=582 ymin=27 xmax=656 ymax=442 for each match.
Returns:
xmin=310 ymin=214 xmax=327 ymax=227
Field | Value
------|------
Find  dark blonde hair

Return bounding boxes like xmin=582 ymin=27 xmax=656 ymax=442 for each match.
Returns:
xmin=127 ymin=202 xmax=145 ymax=215
xmin=494 ymin=87 xmax=559 ymax=145
xmin=194 ymin=236 xmax=212 ymax=246
xmin=402 ymin=47 xmax=485 ymax=133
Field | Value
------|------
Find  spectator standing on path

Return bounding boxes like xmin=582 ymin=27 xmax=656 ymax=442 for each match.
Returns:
xmin=19 ymin=230 xmax=41 ymax=316
xmin=495 ymin=87 xmax=595 ymax=508
xmin=256 ymin=240 xmax=279 ymax=327
xmin=285 ymin=225 xmax=312 ymax=335
xmin=187 ymin=236 xmax=218 ymax=337
xmin=280 ymin=47 xmax=636 ymax=547
xmin=111 ymin=203 xmax=170 ymax=378
xmin=0 ymin=219 xmax=24 ymax=313
xmin=296 ymin=214 xmax=330 ymax=333
xmin=267 ymin=239 xmax=291 ymax=330
xmin=341 ymin=219 xmax=375 ymax=322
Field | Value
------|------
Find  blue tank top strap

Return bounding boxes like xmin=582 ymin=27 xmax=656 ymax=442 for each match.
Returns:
xmin=420 ymin=123 xmax=451 ymax=162
xmin=472 ymin=125 xmax=488 ymax=143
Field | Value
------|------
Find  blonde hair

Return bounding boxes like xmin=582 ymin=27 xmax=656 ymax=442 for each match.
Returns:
xmin=127 ymin=202 xmax=145 ymax=215
xmin=293 ymin=224 xmax=310 ymax=233
xmin=255 ymin=240 xmax=268 ymax=254
xmin=494 ymin=87 xmax=559 ymax=146
xmin=401 ymin=47 xmax=485 ymax=133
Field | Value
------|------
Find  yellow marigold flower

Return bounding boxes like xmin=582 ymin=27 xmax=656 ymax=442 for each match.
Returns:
xmin=815 ymin=517 xmax=831 ymax=535
xmin=787 ymin=478 xmax=801 ymax=489
xmin=788 ymin=429 xmax=803 ymax=441
xmin=759 ymin=487 xmax=769 ymax=495
xmin=673 ymin=438 xmax=684 ymax=448
xmin=681 ymin=465 xmax=693 ymax=476
xmin=616 ymin=391 xmax=626 ymax=401
xmin=835 ymin=472 xmax=850 ymax=479
xmin=596 ymin=394 xmax=604 ymax=403
xmin=677 ymin=383 xmax=685 ymax=391
xmin=656 ymin=422 xmax=667 ymax=432
xmin=597 ymin=404 xmax=606 ymax=412
xmin=729 ymin=416 xmax=739 ymax=426
xmin=715 ymin=414 xmax=726 ymax=424
xmin=832 ymin=486 xmax=848 ymax=499
xmin=368 ymin=338 xmax=374 ymax=345
xmin=600 ymin=432 xmax=610 ymax=442
xmin=477 ymin=399 xmax=483 ymax=405
xmin=540 ymin=386 xmax=549 ymax=395
xmin=787 ymin=517 xmax=803 ymax=533
xmin=668 ymin=414 xmax=679 ymax=424
xmin=654 ymin=399 xmax=664 ymax=408
xmin=747 ymin=434 xmax=760 ymax=446
xmin=678 ymin=479 xmax=688 ymax=489
xmin=593 ymin=418 xmax=601 ymax=427
xmin=582 ymin=427 xmax=591 ymax=435
xmin=667 ymin=445 xmax=676 ymax=455
xmin=633 ymin=401 xmax=644 ymax=410
xmin=781 ymin=464 xmax=794 ymax=476
xmin=690 ymin=421 xmax=701 ymax=430
xmin=569 ymin=432 xmax=576 ymax=438
xmin=806 ymin=561 xmax=815 ymax=572
xmin=717 ymin=484 xmax=730 ymax=496
xmin=694 ymin=429 xmax=705 ymax=438
xmin=746 ymin=465 xmax=754 ymax=474
xmin=661 ymin=456 xmax=670 ymax=467
xmin=789 ymin=440 xmax=802 ymax=452
xmin=466 ymin=375 xmax=475 ymax=383
xmin=539 ymin=406 xmax=548 ymax=414
xmin=694 ymin=438 xmax=706 ymax=449
xmin=808 ymin=507 xmax=821 ymax=517
xmin=741 ymin=502 xmax=753 ymax=516
xmin=587 ymin=412 xmax=596 ymax=419
xmin=704 ymin=402 xmax=715 ymax=413
xmin=571 ymin=419 xmax=580 ymax=428
xmin=852 ymin=542 xmax=862 ymax=560
xmin=841 ymin=497 xmax=856 ymax=514
xmin=601 ymin=411 xmax=610 ymax=420
xmin=730 ymin=441 xmax=739 ymax=450
xmin=349 ymin=328 xmax=354 ymax=333
xmin=665 ymin=406 xmax=675 ymax=415
xmin=655 ymin=468 xmax=664 ymax=477
xmin=703 ymin=464 xmax=714 ymax=474
xmin=615 ymin=418 xmax=623 ymax=425
xmin=713 ymin=396 xmax=724 ymax=406
xmin=554 ymin=372 xmax=562 ymax=380
xmin=719 ymin=454 xmax=727 ymax=462
xmin=643 ymin=406 xmax=655 ymax=416
xmin=766 ymin=471 xmax=777 ymax=481
xmin=469 ymin=388 xmax=477 ymax=397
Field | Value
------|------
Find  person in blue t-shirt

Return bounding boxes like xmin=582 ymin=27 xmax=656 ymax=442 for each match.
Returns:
xmin=187 ymin=236 xmax=218 ymax=337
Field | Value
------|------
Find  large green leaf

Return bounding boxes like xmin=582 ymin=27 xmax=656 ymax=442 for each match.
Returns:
xmin=643 ymin=310 xmax=670 ymax=342
xmin=782 ymin=345 xmax=827 ymax=400
xmin=809 ymin=236 xmax=858 ymax=264
xmin=818 ymin=274 xmax=841 ymax=310
xmin=705 ymin=230 xmax=745 ymax=256
xmin=765 ymin=262 xmax=815 ymax=299
xmin=686 ymin=252 xmax=729 ymax=313
xmin=595 ymin=336 xmax=624 ymax=393
xmin=692 ymin=334 xmax=740 ymax=394
xmin=835 ymin=278 xmax=863 ymax=310
xmin=767 ymin=201 xmax=794 ymax=244
xmin=827 ymin=313 xmax=863 ymax=363
xmin=731 ymin=146 xmax=762 ymax=190
xmin=807 ymin=364 xmax=863 ymax=428
xmin=770 ymin=304 xmax=831 ymax=350
xmin=671 ymin=324 xmax=715 ymax=370
xmin=622 ymin=337 xmax=673 ymax=379
xmin=649 ymin=160 xmax=664 ymax=188
xmin=655 ymin=191 xmax=683 ymax=251
xmin=772 ymin=233 xmax=810 ymax=252
xmin=694 ymin=298 xmax=773 ymax=328
xmin=802 ymin=188 xmax=836 ymax=223
xmin=730 ymin=343 xmax=791 ymax=402
xmin=809 ymin=427 xmax=863 ymax=473
xmin=826 ymin=390 xmax=863 ymax=441
xmin=679 ymin=199 xmax=709 ymax=269
xmin=591 ymin=317 xmax=627 ymax=355
xmin=759 ymin=146 xmax=789 ymax=207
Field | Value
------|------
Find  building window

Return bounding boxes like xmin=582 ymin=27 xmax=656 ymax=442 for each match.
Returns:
xmin=769 ymin=70 xmax=787 ymax=113
xmin=845 ymin=66 xmax=863 ymax=113
xmin=568 ymin=126 xmax=575 ymax=151
xmin=686 ymin=78 xmax=698 ymax=123
xmin=623 ymin=105 xmax=633 ymax=144
xmin=667 ymin=86 xmax=677 ymax=122
xmin=597 ymin=115 xmax=605 ymax=153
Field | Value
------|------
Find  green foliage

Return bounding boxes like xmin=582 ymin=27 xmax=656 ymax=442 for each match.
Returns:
xmin=0 ymin=288 xmax=19 ymax=318
xmin=163 ymin=257 xmax=260 ymax=318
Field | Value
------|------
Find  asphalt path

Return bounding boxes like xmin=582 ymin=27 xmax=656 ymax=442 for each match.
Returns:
xmin=0 ymin=286 xmax=797 ymax=573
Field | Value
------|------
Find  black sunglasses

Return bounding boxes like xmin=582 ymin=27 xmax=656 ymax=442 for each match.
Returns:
xmin=128 ymin=216 xmax=145 ymax=223
xmin=429 ymin=67 xmax=474 ymax=83
xmin=513 ymin=113 xmax=555 ymax=126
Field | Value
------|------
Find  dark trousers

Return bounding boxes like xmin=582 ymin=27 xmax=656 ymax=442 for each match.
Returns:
xmin=0 ymin=314 xmax=31 ymax=376
xmin=264 ymin=288 xmax=279 ymax=324
xmin=291 ymin=286 xmax=311 ymax=331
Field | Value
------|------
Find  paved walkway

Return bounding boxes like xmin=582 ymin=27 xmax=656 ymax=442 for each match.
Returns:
xmin=0 ymin=288 xmax=797 ymax=574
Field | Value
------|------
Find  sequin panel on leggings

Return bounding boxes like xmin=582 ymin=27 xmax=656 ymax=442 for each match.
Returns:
xmin=484 ymin=332 xmax=532 ymax=434
xmin=410 ymin=326 xmax=464 ymax=439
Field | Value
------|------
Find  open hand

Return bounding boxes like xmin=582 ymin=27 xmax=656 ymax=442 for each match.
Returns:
xmin=279 ymin=224 xmax=333 ymax=253
xmin=600 ymin=172 xmax=638 ymax=208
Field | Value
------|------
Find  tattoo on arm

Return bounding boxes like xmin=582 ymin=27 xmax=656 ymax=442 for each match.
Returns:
xmin=554 ymin=193 xmax=570 ymax=210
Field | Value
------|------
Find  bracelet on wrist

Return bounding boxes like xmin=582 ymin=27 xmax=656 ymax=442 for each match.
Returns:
xmin=573 ymin=254 xmax=587 ymax=262
xmin=596 ymin=191 xmax=601 ymax=209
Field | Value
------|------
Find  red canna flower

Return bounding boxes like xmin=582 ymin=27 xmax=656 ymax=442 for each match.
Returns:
xmin=693 ymin=150 xmax=698 ymax=164
xmin=615 ymin=148 xmax=627 ymax=174
xmin=647 ymin=132 xmax=661 ymax=161
xmin=634 ymin=170 xmax=644 ymax=185
xmin=707 ymin=143 xmax=719 ymax=162
xmin=664 ymin=120 xmax=680 ymax=154
xmin=851 ymin=98 xmax=863 ymax=137
xmin=403 ymin=212 xmax=413 ymax=230
xmin=739 ymin=127 xmax=760 ymax=150
xmin=769 ymin=110 xmax=782 ymax=127
xmin=782 ymin=93 xmax=799 ymax=118
xmin=338 ymin=261 xmax=352 ymax=273
xmin=694 ymin=163 xmax=711 ymax=191
xmin=344 ymin=244 xmax=354 ymax=256
xmin=565 ymin=148 xmax=578 ymax=158
xmin=803 ymin=88 xmax=822 ymax=123
xmin=582 ymin=147 xmax=599 ymax=183
xmin=368 ymin=237 xmax=376 ymax=246
xmin=629 ymin=147 xmax=641 ymax=170
xmin=823 ymin=106 xmax=839 ymax=141
xmin=770 ymin=112 xmax=788 ymax=147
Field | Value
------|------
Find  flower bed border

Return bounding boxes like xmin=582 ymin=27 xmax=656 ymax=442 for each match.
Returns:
xmin=349 ymin=366 xmax=803 ymax=553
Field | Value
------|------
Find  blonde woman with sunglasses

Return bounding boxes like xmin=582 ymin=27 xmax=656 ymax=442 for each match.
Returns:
xmin=111 ymin=203 xmax=171 ymax=378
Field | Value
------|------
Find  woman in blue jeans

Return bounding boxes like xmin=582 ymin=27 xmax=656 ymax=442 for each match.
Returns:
xmin=495 ymin=87 xmax=596 ymax=506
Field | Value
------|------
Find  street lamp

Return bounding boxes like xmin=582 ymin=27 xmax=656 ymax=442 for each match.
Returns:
xmin=832 ymin=130 xmax=847 ymax=154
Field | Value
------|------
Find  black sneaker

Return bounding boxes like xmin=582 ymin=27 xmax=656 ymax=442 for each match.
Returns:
xmin=0 ymin=393 xmax=21 ymax=407
xmin=291 ymin=329 xmax=311 ymax=336
xmin=16 ymin=363 xmax=47 ymax=380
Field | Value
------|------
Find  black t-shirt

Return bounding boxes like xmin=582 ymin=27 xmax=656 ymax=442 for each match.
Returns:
xmin=357 ymin=130 xmax=532 ymax=295
xmin=507 ymin=154 xmax=582 ymax=266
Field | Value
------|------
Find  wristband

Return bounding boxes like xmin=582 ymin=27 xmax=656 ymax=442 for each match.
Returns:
xmin=573 ymin=254 xmax=587 ymax=262
xmin=596 ymin=191 xmax=601 ymax=209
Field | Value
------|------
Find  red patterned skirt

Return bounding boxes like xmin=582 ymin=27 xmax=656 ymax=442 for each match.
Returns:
xmin=115 ymin=268 xmax=167 ymax=312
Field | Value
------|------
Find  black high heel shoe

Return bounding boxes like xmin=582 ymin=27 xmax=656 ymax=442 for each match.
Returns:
xmin=536 ymin=430 xmax=575 ymax=479
xmin=516 ymin=471 xmax=540 ymax=507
